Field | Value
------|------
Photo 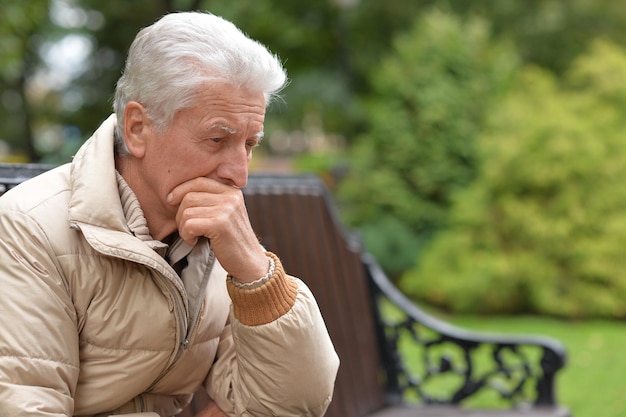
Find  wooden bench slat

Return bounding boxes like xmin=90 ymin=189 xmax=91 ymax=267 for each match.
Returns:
xmin=312 ymin=194 xmax=385 ymax=417
xmin=245 ymin=187 xmax=387 ymax=417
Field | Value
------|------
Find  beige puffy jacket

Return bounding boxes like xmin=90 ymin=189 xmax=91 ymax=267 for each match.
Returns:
xmin=0 ymin=115 xmax=339 ymax=416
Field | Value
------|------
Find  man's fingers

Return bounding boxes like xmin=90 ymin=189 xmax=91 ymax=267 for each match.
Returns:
xmin=174 ymin=193 xmax=238 ymax=246
xmin=167 ymin=177 xmax=227 ymax=206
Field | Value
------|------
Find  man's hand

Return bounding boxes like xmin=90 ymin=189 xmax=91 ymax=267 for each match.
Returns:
xmin=193 ymin=399 xmax=227 ymax=417
xmin=167 ymin=177 xmax=268 ymax=282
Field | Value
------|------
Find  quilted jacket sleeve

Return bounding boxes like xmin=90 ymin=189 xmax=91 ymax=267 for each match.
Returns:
xmin=206 ymin=253 xmax=339 ymax=417
xmin=0 ymin=210 xmax=80 ymax=416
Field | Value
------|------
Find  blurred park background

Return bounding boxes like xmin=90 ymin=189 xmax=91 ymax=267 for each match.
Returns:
xmin=1 ymin=0 xmax=625 ymax=415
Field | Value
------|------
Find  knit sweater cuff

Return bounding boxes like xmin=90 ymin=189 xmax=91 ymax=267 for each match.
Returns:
xmin=226 ymin=252 xmax=298 ymax=326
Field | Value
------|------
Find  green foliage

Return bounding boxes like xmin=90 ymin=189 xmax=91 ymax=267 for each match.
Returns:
xmin=401 ymin=39 xmax=626 ymax=318
xmin=443 ymin=0 xmax=626 ymax=75
xmin=338 ymin=9 xmax=518 ymax=272
xmin=357 ymin=215 xmax=422 ymax=280
xmin=0 ymin=0 xmax=51 ymax=159
xmin=0 ymin=0 xmax=49 ymax=81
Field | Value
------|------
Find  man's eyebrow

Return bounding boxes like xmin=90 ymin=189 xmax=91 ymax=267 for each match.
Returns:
xmin=210 ymin=124 xmax=238 ymax=135
xmin=209 ymin=124 xmax=264 ymax=141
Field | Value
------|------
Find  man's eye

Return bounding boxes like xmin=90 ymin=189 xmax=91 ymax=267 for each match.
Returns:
xmin=246 ymin=140 xmax=259 ymax=148
xmin=211 ymin=138 xmax=222 ymax=143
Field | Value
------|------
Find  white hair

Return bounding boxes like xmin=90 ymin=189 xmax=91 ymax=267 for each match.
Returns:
xmin=113 ymin=11 xmax=287 ymax=152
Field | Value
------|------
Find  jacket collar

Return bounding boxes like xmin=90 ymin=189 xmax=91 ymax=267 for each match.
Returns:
xmin=68 ymin=114 xmax=128 ymax=233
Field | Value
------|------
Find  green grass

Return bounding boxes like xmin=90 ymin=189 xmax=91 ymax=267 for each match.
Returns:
xmin=439 ymin=315 xmax=626 ymax=417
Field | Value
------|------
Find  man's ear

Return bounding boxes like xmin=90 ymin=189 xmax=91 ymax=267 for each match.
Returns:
xmin=123 ymin=101 xmax=150 ymax=158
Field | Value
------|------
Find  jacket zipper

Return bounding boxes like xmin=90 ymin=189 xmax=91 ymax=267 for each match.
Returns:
xmin=147 ymin=249 xmax=214 ymax=390
xmin=182 ymin=250 xmax=215 ymax=350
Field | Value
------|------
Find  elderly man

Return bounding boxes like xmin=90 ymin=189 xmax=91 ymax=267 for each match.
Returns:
xmin=0 ymin=11 xmax=339 ymax=417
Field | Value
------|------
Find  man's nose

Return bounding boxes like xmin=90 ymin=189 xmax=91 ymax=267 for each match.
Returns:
xmin=217 ymin=147 xmax=250 ymax=188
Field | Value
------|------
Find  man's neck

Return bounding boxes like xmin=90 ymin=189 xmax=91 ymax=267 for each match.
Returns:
xmin=116 ymin=156 xmax=177 ymax=242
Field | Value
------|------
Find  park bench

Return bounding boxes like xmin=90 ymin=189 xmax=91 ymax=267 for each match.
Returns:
xmin=0 ymin=163 xmax=570 ymax=417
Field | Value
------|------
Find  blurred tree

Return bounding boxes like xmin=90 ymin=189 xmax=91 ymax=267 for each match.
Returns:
xmin=337 ymin=9 xmax=519 ymax=278
xmin=0 ymin=0 xmax=51 ymax=161
xmin=447 ymin=0 xmax=626 ymax=75
xmin=400 ymin=39 xmax=626 ymax=318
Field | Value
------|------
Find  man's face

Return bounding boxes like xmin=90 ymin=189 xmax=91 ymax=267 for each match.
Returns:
xmin=137 ymin=82 xmax=266 ymax=224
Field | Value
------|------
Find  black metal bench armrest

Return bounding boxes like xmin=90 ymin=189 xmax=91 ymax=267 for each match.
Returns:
xmin=364 ymin=253 xmax=567 ymax=408
xmin=0 ymin=163 xmax=56 ymax=193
